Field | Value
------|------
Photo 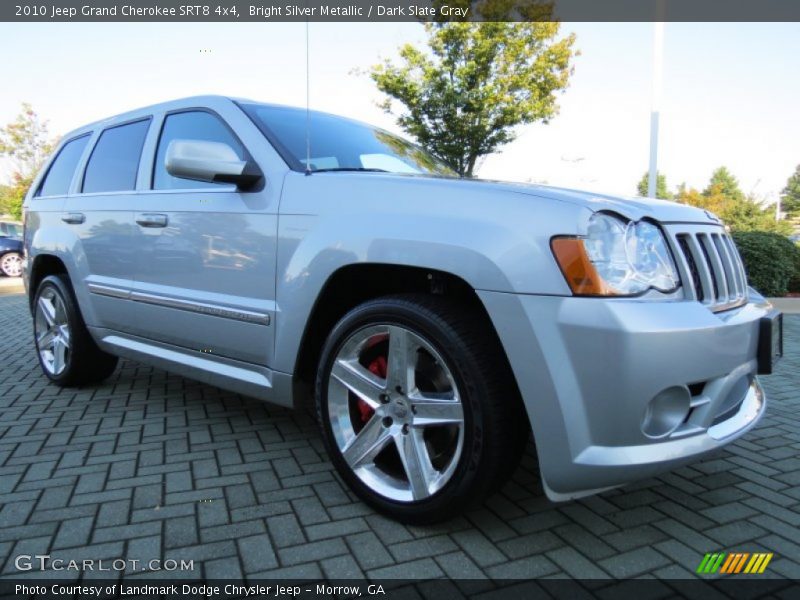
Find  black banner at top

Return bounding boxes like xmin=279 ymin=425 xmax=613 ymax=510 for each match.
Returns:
xmin=4 ymin=0 xmax=800 ymax=22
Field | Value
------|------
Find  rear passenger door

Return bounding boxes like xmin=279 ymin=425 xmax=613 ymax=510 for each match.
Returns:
xmin=130 ymin=108 xmax=278 ymax=366
xmin=64 ymin=118 xmax=150 ymax=333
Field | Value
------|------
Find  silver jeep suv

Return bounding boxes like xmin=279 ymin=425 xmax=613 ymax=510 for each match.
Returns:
xmin=23 ymin=96 xmax=782 ymax=523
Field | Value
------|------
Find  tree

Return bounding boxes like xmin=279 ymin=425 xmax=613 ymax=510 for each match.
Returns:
xmin=703 ymin=166 xmax=744 ymax=202
xmin=677 ymin=184 xmax=725 ymax=214
xmin=780 ymin=164 xmax=800 ymax=218
xmin=0 ymin=173 xmax=33 ymax=221
xmin=370 ymin=21 xmax=576 ymax=176
xmin=0 ymin=103 xmax=54 ymax=220
xmin=636 ymin=171 xmax=671 ymax=199
xmin=0 ymin=184 xmax=10 ymax=216
xmin=723 ymin=194 xmax=792 ymax=235
xmin=676 ymin=182 xmax=791 ymax=235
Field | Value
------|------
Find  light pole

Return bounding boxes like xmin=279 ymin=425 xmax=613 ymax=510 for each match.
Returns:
xmin=648 ymin=20 xmax=665 ymax=199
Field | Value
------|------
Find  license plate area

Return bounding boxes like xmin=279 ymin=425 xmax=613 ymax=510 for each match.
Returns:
xmin=758 ymin=310 xmax=783 ymax=375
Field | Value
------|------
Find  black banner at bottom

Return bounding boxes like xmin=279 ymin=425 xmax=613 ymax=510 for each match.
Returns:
xmin=2 ymin=578 xmax=799 ymax=600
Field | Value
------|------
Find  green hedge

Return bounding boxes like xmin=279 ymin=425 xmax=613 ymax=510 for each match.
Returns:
xmin=731 ymin=231 xmax=800 ymax=297
xmin=790 ymin=241 xmax=800 ymax=293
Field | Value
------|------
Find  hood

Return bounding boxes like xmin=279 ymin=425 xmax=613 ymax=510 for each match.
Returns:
xmin=312 ymin=171 xmax=721 ymax=225
xmin=473 ymin=180 xmax=720 ymax=225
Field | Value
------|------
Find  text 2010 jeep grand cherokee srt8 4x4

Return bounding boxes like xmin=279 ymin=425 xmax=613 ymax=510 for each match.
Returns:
xmin=22 ymin=96 xmax=783 ymax=523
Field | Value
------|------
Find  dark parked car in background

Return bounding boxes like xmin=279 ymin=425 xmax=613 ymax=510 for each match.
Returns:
xmin=0 ymin=221 xmax=23 ymax=277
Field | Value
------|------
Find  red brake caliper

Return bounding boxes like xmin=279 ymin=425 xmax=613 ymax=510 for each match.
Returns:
xmin=358 ymin=356 xmax=387 ymax=424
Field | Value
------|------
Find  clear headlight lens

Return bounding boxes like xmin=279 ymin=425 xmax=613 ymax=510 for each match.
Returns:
xmin=552 ymin=213 xmax=680 ymax=296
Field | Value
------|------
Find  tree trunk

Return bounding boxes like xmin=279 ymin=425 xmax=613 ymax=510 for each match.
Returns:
xmin=464 ymin=153 xmax=479 ymax=178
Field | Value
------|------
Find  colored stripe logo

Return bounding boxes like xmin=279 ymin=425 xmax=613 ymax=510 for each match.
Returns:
xmin=696 ymin=552 xmax=773 ymax=574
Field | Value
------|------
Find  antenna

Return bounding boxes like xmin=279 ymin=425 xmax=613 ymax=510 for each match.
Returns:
xmin=305 ymin=19 xmax=311 ymax=175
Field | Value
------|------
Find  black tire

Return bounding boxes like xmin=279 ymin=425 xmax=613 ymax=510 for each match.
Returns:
xmin=32 ymin=274 xmax=118 ymax=386
xmin=316 ymin=294 xmax=529 ymax=524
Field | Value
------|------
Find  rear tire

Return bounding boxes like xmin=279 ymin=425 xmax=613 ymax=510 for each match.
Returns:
xmin=1 ymin=252 xmax=22 ymax=277
xmin=32 ymin=274 xmax=118 ymax=386
xmin=316 ymin=294 xmax=529 ymax=524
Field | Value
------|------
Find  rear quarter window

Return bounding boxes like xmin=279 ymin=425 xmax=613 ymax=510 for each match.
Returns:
xmin=37 ymin=135 xmax=91 ymax=197
xmin=82 ymin=119 xmax=151 ymax=194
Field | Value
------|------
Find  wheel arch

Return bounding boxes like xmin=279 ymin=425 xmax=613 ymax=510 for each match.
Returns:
xmin=28 ymin=253 xmax=69 ymax=312
xmin=291 ymin=263 xmax=524 ymax=415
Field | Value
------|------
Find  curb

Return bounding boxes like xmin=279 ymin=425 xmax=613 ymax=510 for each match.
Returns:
xmin=768 ymin=297 xmax=800 ymax=315
xmin=0 ymin=277 xmax=24 ymax=296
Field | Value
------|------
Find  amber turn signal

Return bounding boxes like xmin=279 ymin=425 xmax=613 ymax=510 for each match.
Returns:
xmin=551 ymin=237 xmax=617 ymax=296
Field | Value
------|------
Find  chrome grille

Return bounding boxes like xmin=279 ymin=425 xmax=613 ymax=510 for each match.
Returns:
xmin=668 ymin=226 xmax=748 ymax=312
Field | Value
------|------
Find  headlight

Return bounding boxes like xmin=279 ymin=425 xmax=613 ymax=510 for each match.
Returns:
xmin=552 ymin=213 xmax=680 ymax=296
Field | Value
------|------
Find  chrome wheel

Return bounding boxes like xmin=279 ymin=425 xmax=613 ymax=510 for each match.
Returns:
xmin=1 ymin=252 xmax=22 ymax=277
xmin=327 ymin=324 xmax=465 ymax=502
xmin=34 ymin=288 xmax=71 ymax=376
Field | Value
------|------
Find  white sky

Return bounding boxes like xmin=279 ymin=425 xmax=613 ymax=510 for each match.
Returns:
xmin=1 ymin=21 xmax=798 ymax=202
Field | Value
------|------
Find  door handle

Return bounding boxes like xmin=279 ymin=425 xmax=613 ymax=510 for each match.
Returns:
xmin=61 ymin=212 xmax=85 ymax=225
xmin=136 ymin=213 xmax=169 ymax=228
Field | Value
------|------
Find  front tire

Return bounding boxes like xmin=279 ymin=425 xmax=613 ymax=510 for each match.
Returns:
xmin=33 ymin=275 xmax=118 ymax=386
xmin=316 ymin=294 xmax=528 ymax=524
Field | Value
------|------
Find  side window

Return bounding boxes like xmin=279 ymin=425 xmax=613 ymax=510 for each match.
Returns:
xmin=82 ymin=119 xmax=150 ymax=194
xmin=153 ymin=111 xmax=245 ymax=190
xmin=37 ymin=135 xmax=90 ymax=197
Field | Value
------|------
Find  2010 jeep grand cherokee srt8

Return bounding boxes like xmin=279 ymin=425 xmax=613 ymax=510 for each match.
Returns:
xmin=23 ymin=96 xmax=782 ymax=523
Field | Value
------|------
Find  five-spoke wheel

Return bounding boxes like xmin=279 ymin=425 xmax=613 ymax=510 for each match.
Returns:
xmin=32 ymin=275 xmax=118 ymax=386
xmin=34 ymin=286 xmax=71 ymax=376
xmin=317 ymin=294 xmax=528 ymax=523
xmin=328 ymin=324 xmax=465 ymax=502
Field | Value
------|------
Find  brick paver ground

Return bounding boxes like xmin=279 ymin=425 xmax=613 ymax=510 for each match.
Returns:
xmin=1 ymin=293 xmax=798 ymax=581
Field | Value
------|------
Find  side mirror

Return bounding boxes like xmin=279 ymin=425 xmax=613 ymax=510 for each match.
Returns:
xmin=165 ymin=139 xmax=262 ymax=189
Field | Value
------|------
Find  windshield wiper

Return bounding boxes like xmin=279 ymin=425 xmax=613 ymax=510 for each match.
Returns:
xmin=309 ymin=167 xmax=388 ymax=173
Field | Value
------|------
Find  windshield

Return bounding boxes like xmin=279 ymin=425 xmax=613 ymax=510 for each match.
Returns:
xmin=240 ymin=103 xmax=455 ymax=176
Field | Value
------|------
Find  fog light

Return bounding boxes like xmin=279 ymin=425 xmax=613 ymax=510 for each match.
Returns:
xmin=642 ymin=386 xmax=691 ymax=438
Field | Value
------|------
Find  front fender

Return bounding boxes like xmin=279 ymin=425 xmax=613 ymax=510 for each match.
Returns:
xmin=272 ymin=172 xmax=588 ymax=374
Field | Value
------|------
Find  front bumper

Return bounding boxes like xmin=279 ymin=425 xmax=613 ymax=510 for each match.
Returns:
xmin=479 ymin=289 xmax=772 ymax=501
